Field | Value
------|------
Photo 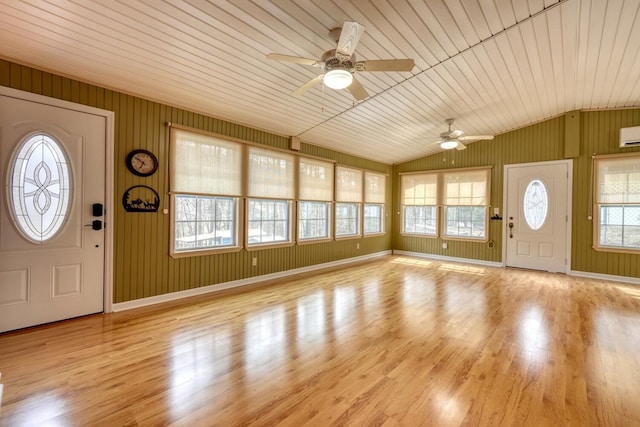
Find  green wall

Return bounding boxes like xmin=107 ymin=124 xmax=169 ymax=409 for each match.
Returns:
xmin=394 ymin=110 xmax=640 ymax=278
xmin=0 ymin=60 xmax=392 ymax=303
xmin=3 ymin=58 xmax=639 ymax=304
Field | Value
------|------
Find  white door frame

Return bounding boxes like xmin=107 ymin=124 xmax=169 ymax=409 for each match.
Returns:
xmin=502 ymin=159 xmax=573 ymax=273
xmin=1 ymin=86 xmax=115 ymax=313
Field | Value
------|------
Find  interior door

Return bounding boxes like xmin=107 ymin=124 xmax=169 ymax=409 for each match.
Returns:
xmin=505 ymin=161 xmax=570 ymax=273
xmin=0 ymin=93 xmax=106 ymax=333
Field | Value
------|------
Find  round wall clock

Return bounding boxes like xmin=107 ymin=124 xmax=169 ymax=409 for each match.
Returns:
xmin=126 ymin=149 xmax=158 ymax=177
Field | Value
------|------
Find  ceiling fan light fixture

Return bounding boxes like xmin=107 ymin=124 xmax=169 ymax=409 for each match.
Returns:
xmin=440 ymin=140 xmax=458 ymax=150
xmin=323 ymin=69 xmax=353 ymax=89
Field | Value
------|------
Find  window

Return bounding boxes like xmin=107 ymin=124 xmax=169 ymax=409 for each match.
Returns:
xmin=170 ymin=128 xmax=241 ymax=255
xmin=247 ymin=146 xmax=294 ymax=247
xmin=523 ymin=179 xmax=549 ymax=230
xmin=400 ymin=173 xmax=438 ymax=236
xmin=594 ymin=154 xmax=640 ymax=251
xmin=442 ymin=169 xmax=490 ymax=240
xmin=364 ymin=171 xmax=386 ymax=234
xmin=299 ymin=158 xmax=334 ymax=241
xmin=175 ymin=196 xmax=236 ymax=249
xmin=9 ymin=133 xmax=72 ymax=243
xmin=247 ymin=199 xmax=290 ymax=244
xmin=335 ymin=166 xmax=362 ymax=237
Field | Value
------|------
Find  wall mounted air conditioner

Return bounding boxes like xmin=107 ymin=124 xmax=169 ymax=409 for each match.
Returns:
xmin=620 ymin=126 xmax=640 ymax=147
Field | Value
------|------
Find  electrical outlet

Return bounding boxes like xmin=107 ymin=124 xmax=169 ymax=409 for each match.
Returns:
xmin=442 ymin=242 xmax=448 ymax=249
xmin=252 ymin=257 xmax=257 ymax=267
xmin=356 ymin=243 xmax=360 ymax=249
xmin=488 ymin=240 xmax=494 ymax=249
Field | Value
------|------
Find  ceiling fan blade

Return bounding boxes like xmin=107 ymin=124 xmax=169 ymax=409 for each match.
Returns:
xmin=292 ymin=75 xmax=324 ymax=96
xmin=459 ymin=135 xmax=495 ymax=141
xmin=347 ymin=76 xmax=368 ymax=101
xmin=455 ymin=142 xmax=467 ymax=151
xmin=266 ymin=53 xmax=320 ymax=66
xmin=336 ymin=21 xmax=365 ymax=61
xmin=449 ymin=129 xmax=464 ymax=139
xmin=355 ymin=59 xmax=415 ymax=72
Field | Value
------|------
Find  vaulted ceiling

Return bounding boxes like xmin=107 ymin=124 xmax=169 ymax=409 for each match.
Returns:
xmin=1 ymin=0 xmax=639 ymax=164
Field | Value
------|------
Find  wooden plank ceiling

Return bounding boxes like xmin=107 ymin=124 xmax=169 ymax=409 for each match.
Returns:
xmin=1 ymin=0 xmax=639 ymax=164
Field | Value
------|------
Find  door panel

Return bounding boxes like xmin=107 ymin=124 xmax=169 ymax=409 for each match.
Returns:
xmin=0 ymin=94 xmax=105 ymax=332
xmin=505 ymin=162 xmax=570 ymax=273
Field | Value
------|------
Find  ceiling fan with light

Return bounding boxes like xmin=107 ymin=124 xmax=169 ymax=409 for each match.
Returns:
xmin=434 ymin=118 xmax=494 ymax=150
xmin=266 ymin=21 xmax=415 ymax=100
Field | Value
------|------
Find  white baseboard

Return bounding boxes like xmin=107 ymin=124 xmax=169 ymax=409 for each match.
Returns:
xmin=392 ymin=250 xmax=503 ymax=268
xmin=112 ymin=251 xmax=392 ymax=312
xmin=569 ymin=269 xmax=640 ymax=285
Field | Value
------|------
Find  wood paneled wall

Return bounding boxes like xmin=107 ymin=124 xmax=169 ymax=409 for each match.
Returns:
xmin=572 ymin=109 xmax=640 ymax=276
xmin=0 ymin=60 xmax=392 ymax=303
xmin=394 ymin=110 xmax=640 ymax=278
xmin=3 ymin=58 xmax=639 ymax=300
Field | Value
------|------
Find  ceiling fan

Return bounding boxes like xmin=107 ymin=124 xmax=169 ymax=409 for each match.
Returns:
xmin=434 ymin=118 xmax=494 ymax=150
xmin=266 ymin=22 xmax=415 ymax=101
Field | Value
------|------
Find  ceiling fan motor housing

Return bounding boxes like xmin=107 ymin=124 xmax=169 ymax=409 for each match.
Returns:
xmin=322 ymin=49 xmax=356 ymax=71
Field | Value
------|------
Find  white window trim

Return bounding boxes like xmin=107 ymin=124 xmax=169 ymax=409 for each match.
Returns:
xmin=593 ymin=152 xmax=640 ymax=254
xmin=400 ymin=166 xmax=492 ymax=242
xmin=297 ymin=200 xmax=333 ymax=243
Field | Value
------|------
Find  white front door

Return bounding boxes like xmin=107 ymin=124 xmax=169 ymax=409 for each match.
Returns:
xmin=0 ymin=92 xmax=106 ymax=332
xmin=504 ymin=161 xmax=571 ymax=273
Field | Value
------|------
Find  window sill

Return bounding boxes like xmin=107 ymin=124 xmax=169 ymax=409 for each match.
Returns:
xmin=170 ymin=245 xmax=243 ymax=259
xmin=592 ymin=245 xmax=640 ymax=255
xmin=246 ymin=241 xmax=295 ymax=251
xmin=297 ymin=237 xmax=333 ymax=245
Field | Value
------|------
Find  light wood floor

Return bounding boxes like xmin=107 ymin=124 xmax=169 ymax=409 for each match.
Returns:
xmin=1 ymin=255 xmax=640 ymax=426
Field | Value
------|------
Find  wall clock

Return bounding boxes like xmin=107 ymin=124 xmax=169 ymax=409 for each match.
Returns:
xmin=126 ymin=149 xmax=158 ymax=177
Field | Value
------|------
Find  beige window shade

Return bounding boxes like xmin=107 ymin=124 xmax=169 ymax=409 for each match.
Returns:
xmin=364 ymin=171 xmax=386 ymax=203
xmin=171 ymin=128 xmax=242 ymax=195
xmin=248 ymin=146 xmax=295 ymax=199
xmin=596 ymin=155 xmax=640 ymax=203
xmin=299 ymin=158 xmax=334 ymax=201
xmin=401 ymin=173 xmax=438 ymax=205
xmin=443 ymin=169 xmax=490 ymax=206
xmin=336 ymin=166 xmax=363 ymax=202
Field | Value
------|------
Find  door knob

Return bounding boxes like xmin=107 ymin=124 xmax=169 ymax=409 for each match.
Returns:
xmin=508 ymin=222 xmax=514 ymax=238
xmin=85 ymin=220 xmax=103 ymax=231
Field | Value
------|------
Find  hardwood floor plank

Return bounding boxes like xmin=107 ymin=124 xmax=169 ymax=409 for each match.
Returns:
xmin=1 ymin=255 xmax=640 ymax=426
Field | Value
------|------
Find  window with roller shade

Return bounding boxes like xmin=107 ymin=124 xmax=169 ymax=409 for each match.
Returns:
xmin=364 ymin=171 xmax=386 ymax=235
xmin=594 ymin=153 xmax=640 ymax=252
xmin=298 ymin=158 xmax=334 ymax=241
xmin=247 ymin=146 xmax=294 ymax=247
xmin=400 ymin=167 xmax=491 ymax=241
xmin=400 ymin=172 xmax=438 ymax=236
xmin=170 ymin=127 xmax=242 ymax=255
xmin=442 ymin=168 xmax=490 ymax=240
xmin=335 ymin=166 xmax=362 ymax=237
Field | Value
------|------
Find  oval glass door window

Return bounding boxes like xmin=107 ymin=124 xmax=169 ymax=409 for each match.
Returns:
xmin=9 ymin=133 xmax=72 ymax=243
xmin=523 ymin=179 xmax=548 ymax=230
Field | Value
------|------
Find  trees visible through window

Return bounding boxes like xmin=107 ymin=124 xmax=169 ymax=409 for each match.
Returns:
xmin=442 ymin=169 xmax=490 ymax=240
xmin=170 ymin=127 xmax=241 ymax=255
xmin=247 ymin=147 xmax=294 ymax=247
xmin=400 ymin=167 xmax=491 ymax=241
xmin=595 ymin=154 xmax=640 ymax=251
xmin=401 ymin=173 xmax=438 ymax=236
xmin=335 ymin=167 xmax=363 ymax=237
xmin=299 ymin=158 xmax=334 ymax=241
xmin=175 ymin=195 xmax=236 ymax=250
xmin=364 ymin=171 xmax=386 ymax=234
xmin=169 ymin=126 xmax=387 ymax=256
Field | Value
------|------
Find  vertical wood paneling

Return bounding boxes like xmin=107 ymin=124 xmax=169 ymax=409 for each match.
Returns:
xmin=395 ymin=110 xmax=640 ymax=277
xmin=0 ymin=60 xmax=394 ymax=303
